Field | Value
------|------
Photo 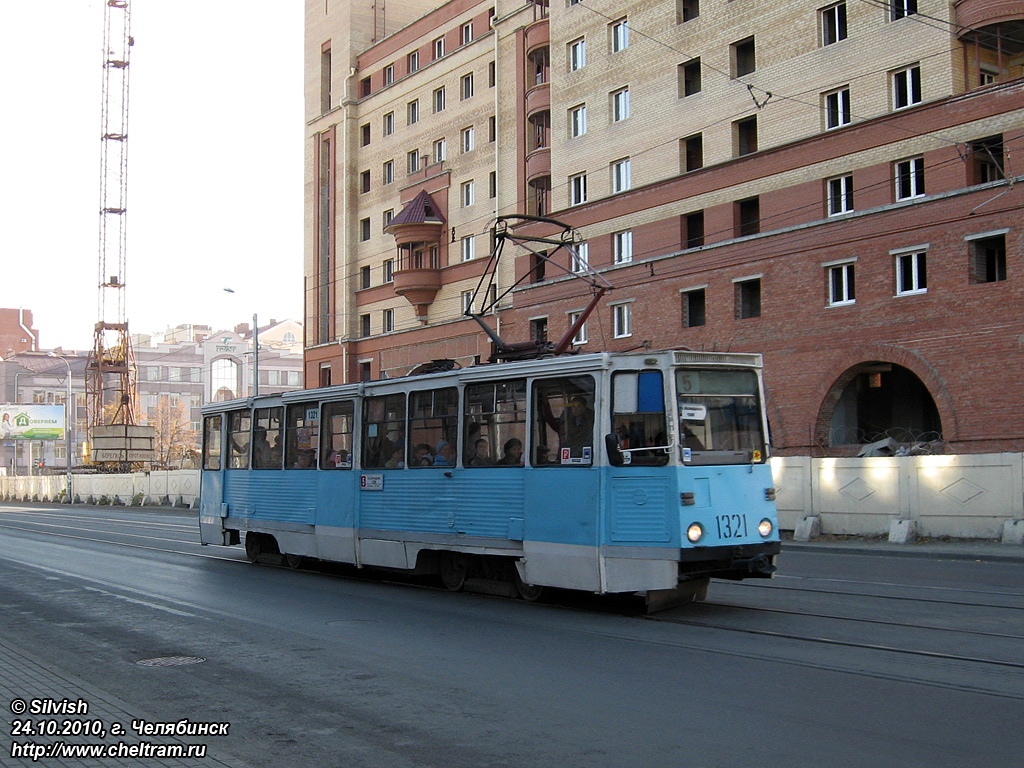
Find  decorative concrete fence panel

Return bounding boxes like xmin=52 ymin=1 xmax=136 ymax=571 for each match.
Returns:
xmin=814 ymin=457 xmax=908 ymax=535
xmin=769 ymin=456 xmax=813 ymax=531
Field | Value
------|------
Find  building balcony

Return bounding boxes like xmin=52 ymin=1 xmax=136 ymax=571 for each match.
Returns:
xmin=392 ymin=266 xmax=442 ymax=320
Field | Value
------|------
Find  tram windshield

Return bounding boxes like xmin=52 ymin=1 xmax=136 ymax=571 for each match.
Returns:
xmin=675 ymin=369 xmax=766 ymax=465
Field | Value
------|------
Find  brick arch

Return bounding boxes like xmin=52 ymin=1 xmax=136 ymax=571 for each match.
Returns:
xmin=812 ymin=344 xmax=959 ymax=447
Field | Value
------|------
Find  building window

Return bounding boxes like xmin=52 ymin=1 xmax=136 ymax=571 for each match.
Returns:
xmin=736 ymin=197 xmax=760 ymax=237
xmin=433 ymin=36 xmax=445 ymax=59
xmin=461 ymin=73 xmax=474 ymax=100
xmin=360 ymin=123 xmax=371 ymax=146
xmin=827 ymin=262 xmax=856 ymax=305
xmin=433 ymin=138 xmax=446 ymax=163
xmin=382 ymin=308 xmax=394 ymax=333
xmin=461 ymin=126 xmax=475 ymax=153
xmin=895 ymin=250 xmax=927 ymax=295
xmin=970 ymin=135 xmax=1005 ymax=184
xmin=360 ymin=169 xmax=371 ymax=193
xmin=462 ymin=180 xmax=475 ymax=207
xmin=407 ymin=100 xmax=419 ymax=125
xmin=489 ymin=115 xmax=497 ymax=143
xmin=461 ymin=235 xmax=476 ymax=261
xmin=735 ymin=279 xmax=762 ymax=319
xmin=359 ymin=218 xmax=371 ymax=242
xmin=530 ymin=317 xmax=548 ymax=342
xmin=890 ymin=0 xmax=917 ymax=21
xmin=569 ymin=38 xmax=586 ymax=71
xmin=359 ymin=314 xmax=371 ymax=338
xmin=895 ymin=157 xmax=925 ymax=200
xmin=678 ymin=0 xmax=700 ymax=22
xmin=568 ymin=311 xmax=588 ymax=345
xmin=321 ymin=46 xmax=332 ymax=113
xmin=682 ymin=134 xmax=703 ymax=172
xmin=433 ymin=86 xmax=446 ymax=113
xmin=732 ymin=37 xmax=755 ymax=77
xmin=569 ymin=104 xmax=587 ymax=137
xmin=360 ymin=265 xmax=371 ymax=288
xmin=462 ymin=21 xmax=473 ymax=45
xmin=821 ymin=3 xmax=847 ymax=46
xmin=824 ymin=87 xmax=851 ymax=129
xmin=611 ymin=87 xmax=630 ymax=122
xmin=968 ymin=233 xmax=1007 ymax=284
xmin=611 ymin=18 xmax=629 ymax=52
xmin=892 ymin=65 xmax=922 ymax=109
xmin=827 ymin=174 xmax=854 ymax=215
xmin=684 ymin=210 xmax=705 ymax=248
xmin=383 ymin=209 xmax=394 ymax=228
xmin=682 ymin=288 xmax=706 ymax=327
xmin=384 ymin=64 xmax=394 ymax=85
xmin=571 ymin=241 xmax=590 ymax=273
xmin=383 ymin=111 xmax=394 ymax=136
xmin=383 ymin=160 xmax=394 ymax=185
xmin=407 ymin=149 xmax=421 ymax=175
xmin=360 ymin=77 xmax=371 ymax=98
xmin=612 ymin=303 xmax=632 ymax=338
xmin=408 ymin=51 xmax=419 ymax=73
xmin=611 ymin=157 xmax=631 ymax=193
xmin=613 ymin=230 xmax=633 ymax=264
xmin=569 ymin=172 xmax=587 ymax=206
xmin=489 ymin=61 xmax=496 ymax=87
xmin=383 ymin=258 xmax=394 ymax=283
xmin=679 ymin=58 xmax=701 ymax=97
xmin=735 ymin=116 xmax=757 ymax=156
xmin=489 ymin=170 xmax=497 ymax=198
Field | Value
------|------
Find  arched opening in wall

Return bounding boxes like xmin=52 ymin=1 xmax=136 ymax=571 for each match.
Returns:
xmin=826 ymin=362 xmax=942 ymax=450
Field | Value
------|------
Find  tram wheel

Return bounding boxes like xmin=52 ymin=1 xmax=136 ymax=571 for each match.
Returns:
xmin=439 ymin=552 xmax=469 ymax=591
xmin=284 ymin=554 xmax=304 ymax=569
xmin=513 ymin=567 xmax=545 ymax=602
xmin=244 ymin=533 xmax=263 ymax=564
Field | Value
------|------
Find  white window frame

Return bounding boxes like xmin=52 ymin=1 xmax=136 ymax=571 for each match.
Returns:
xmin=433 ymin=138 xmax=446 ymax=163
xmin=895 ymin=156 xmax=925 ymax=200
xmin=613 ymin=230 xmax=633 ymax=264
xmin=383 ymin=159 xmax=395 ymax=185
xmin=825 ymin=259 xmax=856 ymax=306
xmin=611 ymin=18 xmax=629 ymax=52
xmin=408 ymin=51 xmax=419 ymax=73
xmin=433 ymin=86 xmax=446 ymax=113
xmin=568 ymin=311 xmax=588 ymax=345
xmin=461 ymin=126 xmax=475 ymax=153
xmin=893 ymin=248 xmax=927 ymax=295
xmin=821 ymin=2 xmax=847 ymax=46
xmin=383 ymin=111 xmax=394 ymax=136
xmin=611 ymin=157 xmax=631 ymax=193
xmin=461 ymin=290 xmax=474 ymax=313
xmin=827 ymin=174 xmax=854 ymax=215
xmin=569 ymin=38 xmax=586 ymax=71
xmin=407 ymin=149 xmax=421 ymax=175
xmin=890 ymin=0 xmax=917 ymax=21
xmin=433 ymin=37 xmax=445 ymax=59
xmin=892 ymin=64 xmax=922 ymax=109
xmin=461 ymin=235 xmax=476 ymax=261
xmin=407 ymin=99 xmax=419 ymax=125
xmin=384 ymin=64 xmax=394 ymax=85
xmin=571 ymin=242 xmax=590 ymax=273
xmin=569 ymin=172 xmax=587 ymax=206
xmin=612 ymin=302 xmax=633 ymax=338
xmin=569 ymin=103 xmax=587 ymax=138
xmin=461 ymin=72 xmax=474 ymax=100
xmin=824 ymin=87 xmax=851 ymax=129
xmin=462 ymin=22 xmax=473 ymax=45
xmin=382 ymin=308 xmax=394 ymax=333
xmin=383 ymin=258 xmax=394 ymax=283
xmin=612 ymin=87 xmax=630 ymax=122
xmin=462 ymin=180 xmax=475 ymax=207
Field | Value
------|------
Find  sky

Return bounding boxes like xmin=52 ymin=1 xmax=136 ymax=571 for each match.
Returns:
xmin=0 ymin=1 xmax=304 ymax=352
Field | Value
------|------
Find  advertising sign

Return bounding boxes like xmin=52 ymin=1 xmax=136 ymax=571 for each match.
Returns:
xmin=0 ymin=405 xmax=65 ymax=440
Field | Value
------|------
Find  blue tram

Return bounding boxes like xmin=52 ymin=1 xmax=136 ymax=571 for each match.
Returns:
xmin=199 ymin=350 xmax=779 ymax=607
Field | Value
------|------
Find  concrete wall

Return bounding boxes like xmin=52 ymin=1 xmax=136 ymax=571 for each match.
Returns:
xmin=771 ymin=453 xmax=1024 ymax=539
xmin=0 ymin=470 xmax=200 ymax=507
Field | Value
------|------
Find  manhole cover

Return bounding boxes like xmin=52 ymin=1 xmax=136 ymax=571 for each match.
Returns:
xmin=135 ymin=656 xmax=206 ymax=667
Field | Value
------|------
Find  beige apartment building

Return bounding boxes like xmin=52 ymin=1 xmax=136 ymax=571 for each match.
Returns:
xmin=305 ymin=0 xmax=1024 ymax=454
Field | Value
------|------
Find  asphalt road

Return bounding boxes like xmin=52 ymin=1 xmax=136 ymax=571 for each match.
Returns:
xmin=0 ymin=504 xmax=1021 ymax=768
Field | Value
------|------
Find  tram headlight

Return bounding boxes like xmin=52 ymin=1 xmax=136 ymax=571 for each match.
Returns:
xmin=686 ymin=522 xmax=704 ymax=543
xmin=758 ymin=518 xmax=774 ymax=538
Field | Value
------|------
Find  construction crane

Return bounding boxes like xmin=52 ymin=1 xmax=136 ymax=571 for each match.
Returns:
xmin=85 ymin=0 xmax=153 ymax=466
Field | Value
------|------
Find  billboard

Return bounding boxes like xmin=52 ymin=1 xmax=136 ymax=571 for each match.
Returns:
xmin=0 ymin=405 xmax=65 ymax=440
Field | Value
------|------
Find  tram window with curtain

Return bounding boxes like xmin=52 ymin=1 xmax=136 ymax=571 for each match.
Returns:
xmin=464 ymin=380 xmax=527 ymax=467
xmin=252 ymin=407 xmax=283 ymax=469
xmin=284 ymin=402 xmax=319 ymax=469
xmin=202 ymin=415 xmax=222 ymax=471
xmin=227 ymin=410 xmax=251 ymax=469
xmin=408 ymin=388 xmax=459 ymax=467
xmin=362 ymin=394 xmax=406 ymax=469
xmin=610 ymin=371 xmax=669 ymax=466
xmin=531 ymin=375 xmax=596 ymax=466
xmin=321 ymin=401 xmax=354 ymax=469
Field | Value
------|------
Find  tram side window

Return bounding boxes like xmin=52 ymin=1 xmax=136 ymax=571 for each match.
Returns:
xmin=227 ymin=410 xmax=251 ymax=469
xmin=362 ymin=394 xmax=406 ymax=469
xmin=464 ymin=380 xmax=526 ymax=467
xmin=532 ymin=375 xmax=596 ymax=466
xmin=407 ymin=388 xmax=459 ymax=467
xmin=202 ymin=415 xmax=222 ymax=471
xmin=676 ymin=369 xmax=766 ymax=464
xmin=284 ymin=402 xmax=319 ymax=469
xmin=611 ymin=371 xmax=669 ymax=466
xmin=321 ymin=401 xmax=354 ymax=469
xmin=252 ymin=407 xmax=283 ymax=469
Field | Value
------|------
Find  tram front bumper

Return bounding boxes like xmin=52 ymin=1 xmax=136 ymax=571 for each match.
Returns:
xmin=678 ymin=540 xmax=781 ymax=581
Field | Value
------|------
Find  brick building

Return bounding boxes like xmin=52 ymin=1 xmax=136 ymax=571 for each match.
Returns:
xmin=304 ymin=0 xmax=1024 ymax=454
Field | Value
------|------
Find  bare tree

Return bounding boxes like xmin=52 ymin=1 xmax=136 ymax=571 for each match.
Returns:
xmin=147 ymin=396 xmax=199 ymax=468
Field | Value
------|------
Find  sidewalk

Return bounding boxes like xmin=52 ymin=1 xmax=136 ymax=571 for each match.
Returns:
xmin=782 ymin=533 xmax=1024 ymax=563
